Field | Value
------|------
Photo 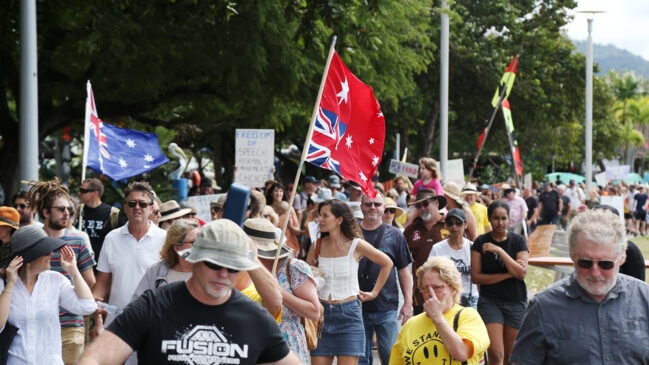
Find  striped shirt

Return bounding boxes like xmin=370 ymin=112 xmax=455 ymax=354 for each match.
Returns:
xmin=49 ymin=228 xmax=96 ymax=328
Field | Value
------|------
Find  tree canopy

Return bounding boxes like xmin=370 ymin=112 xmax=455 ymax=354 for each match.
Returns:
xmin=0 ymin=0 xmax=631 ymax=200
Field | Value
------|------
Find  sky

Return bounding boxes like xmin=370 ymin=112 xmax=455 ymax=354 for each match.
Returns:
xmin=563 ymin=0 xmax=649 ymax=61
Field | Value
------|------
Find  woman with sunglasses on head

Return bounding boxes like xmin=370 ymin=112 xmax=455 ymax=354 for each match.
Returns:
xmin=429 ymin=208 xmax=479 ymax=309
xmin=470 ymin=201 xmax=528 ymax=365
xmin=132 ymin=219 xmax=199 ymax=300
xmin=306 ymin=199 xmax=392 ymax=365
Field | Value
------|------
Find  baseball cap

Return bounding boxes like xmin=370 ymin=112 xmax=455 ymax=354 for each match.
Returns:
xmin=445 ymin=208 xmax=467 ymax=223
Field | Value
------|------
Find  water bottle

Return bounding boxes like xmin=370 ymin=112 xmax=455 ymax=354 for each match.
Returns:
xmin=97 ymin=301 xmax=123 ymax=315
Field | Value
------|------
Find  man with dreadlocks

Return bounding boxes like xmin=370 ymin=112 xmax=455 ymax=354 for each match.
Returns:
xmin=27 ymin=179 xmax=97 ymax=365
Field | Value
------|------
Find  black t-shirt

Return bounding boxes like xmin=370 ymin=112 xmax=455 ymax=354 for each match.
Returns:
xmin=538 ymin=190 xmax=561 ymax=219
xmin=359 ymin=224 xmax=413 ymax=312
xmin=525 ymin=196 xmax=538 ymax=220
xmin=108 ymin=281 xmax=290 ymax=365
xmin=471 ymin=232 xmax=528 ymax=302
xmin=621 ymin=240 xmax=646 ymax=281
xmin=76 ymin=202 xmax=125 ymax=259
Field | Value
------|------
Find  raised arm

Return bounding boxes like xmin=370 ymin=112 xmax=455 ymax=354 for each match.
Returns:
xmin=355 ymin=239 xmax=393 ymax=302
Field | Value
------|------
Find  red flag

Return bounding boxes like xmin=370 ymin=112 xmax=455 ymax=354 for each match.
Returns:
xmin=306 ymin=52 xmax=385 ymax=198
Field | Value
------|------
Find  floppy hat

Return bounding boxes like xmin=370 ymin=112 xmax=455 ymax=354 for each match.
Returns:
xmin=328 ymin=175 xmax=341 ymax=188
xmin=443 ymin=182 xmax=465 ymax=206
xmin=383 ymin=197 xmax=405 ymax=218
xmin=445 ymin=208 xmax=467 ymax=223
xmin=311 ymin=188 xmax=333 ymax=203
xmin=0 ymin=207 xmax=19 ymax=230
xmin=460 ymin=183 xmax=481 ymax=196
xmin=185 ymin=219 xmax=259 ymax=271
xmin=243 ymin=218 xmax=291 ymax=259
xmin=347 ymin=202 xmax=364 ymax=220
xmin=159 ymin=200 xmax=193 ymax=222
xmin=210 ymin=194 xmax=227 ymax=210
xmin=409 ymin=188 xmax=447 ymax=209
xmin=11 ymin=225 xmax=66 ymax=264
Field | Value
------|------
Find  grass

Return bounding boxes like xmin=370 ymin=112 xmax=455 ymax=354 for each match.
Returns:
xmin=525 ymin=236 xmax=649 ymax=297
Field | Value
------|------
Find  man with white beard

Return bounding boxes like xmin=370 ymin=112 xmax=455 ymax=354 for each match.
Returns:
xmin=403 ymin=188 xmax=448 ymax=315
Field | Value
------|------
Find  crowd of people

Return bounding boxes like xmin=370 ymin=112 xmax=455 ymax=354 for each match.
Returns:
xmin=0 ymin=158 xmax=648 ymax=364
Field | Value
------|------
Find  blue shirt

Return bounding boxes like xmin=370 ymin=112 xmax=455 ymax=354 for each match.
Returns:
xmin=511 ymin=273 xmax=649 ymax=364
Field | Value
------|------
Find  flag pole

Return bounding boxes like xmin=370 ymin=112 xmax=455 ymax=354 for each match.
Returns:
xmin=79 ymin=81 xmax=92 ymax=230
xmin=272 ymin=36 xmax=338 ymax=275
xmin=468 ymin=56 xmax=518 ymax=179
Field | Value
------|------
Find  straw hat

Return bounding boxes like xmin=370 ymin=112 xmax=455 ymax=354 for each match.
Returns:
xmin=443 ymin=182 xmax=465 ymax=206
xmin=243 ymin=218 xmax=292 ymax=259
xmin=383 ymin=197 xmax=405 ymax=218
xmin=460 ymin=183 xmax=481 ymax=196
xmin=159 ymin=200 xmax=193 ymax=222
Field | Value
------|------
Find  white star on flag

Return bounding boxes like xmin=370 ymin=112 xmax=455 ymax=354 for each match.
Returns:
xmin=372 ymin=156 xmax=379 ymax=166
xmin=119 ymin=158 xmax=128 ymax=168
xmin=359 ymin=171 xmax=368 ymax=182
xmin=126 ymin=139 xmax=136 ymax=148
xmin=369 ymin=137 xmax=375 ymax=145
xmin=337 ymin=78 xmax=349 ymax=105
xmin=144 ymin=154 xmax=154 ymax=162
xmin=345 ymin=134 xmax=353 ymax=149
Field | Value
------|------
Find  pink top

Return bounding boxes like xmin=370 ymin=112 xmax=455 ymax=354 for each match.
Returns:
xmin=410 ymin=179 xmax=443 ymax=196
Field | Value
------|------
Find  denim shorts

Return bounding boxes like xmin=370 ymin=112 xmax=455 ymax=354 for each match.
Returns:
xmin=477 ymin=295 xmax=527 ymax=329
xmin=311 ymin=299 xmax=365 ymax=357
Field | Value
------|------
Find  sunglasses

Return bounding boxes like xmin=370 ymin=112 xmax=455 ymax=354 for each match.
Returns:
xmin=78 ymin=188 xmax=96 ymax=194
xmin=384 ymin=208 xmax=397 ymax=214
xmin=576 ymin=259 xmax=615 ymax=270
xmin=363 ymin=202 xmax=383 ymax=208
xmin=49 ymin=206 xmax=74 ymax=213
xmin=13 ymin=203 xmax=29 ymax=209
xmin=204 ymin=261 xmax=239 ymax=273
xmin=414 ymin=199 xmax=433 ymax=209
xmin=126 ymin=200 xmax=152 ymax=209
xmin=152 ymin=209 xmax=161 ymax=215
xmin=445 ymin=219 xmax=464 ymax=227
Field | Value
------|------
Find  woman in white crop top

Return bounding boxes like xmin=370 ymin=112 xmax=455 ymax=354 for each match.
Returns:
xmin=306 ymin=199 xmax=392 ymax=365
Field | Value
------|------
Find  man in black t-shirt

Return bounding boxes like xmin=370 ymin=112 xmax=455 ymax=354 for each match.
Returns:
xmin=75 ymin=178 xmax=126 ymax=260
xmin=358 ymin=193 xmax=413 ymax=365
xmin=538 ymin=183 xmax=562 ymax=226
xmin=78 ymin=219 xmax=298 ymax=365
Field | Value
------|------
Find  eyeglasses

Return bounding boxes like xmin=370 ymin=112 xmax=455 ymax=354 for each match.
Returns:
xmin=576 ymin=259 xmax=616 ymax=270
xmin=13 ymin=203 xmax=29 ymax=209
xmin=152 ymin=209 xmax=161 ymax=215
xmin=78 ymin=188 xmax=96 ymax=194
xmin=445 ymin=219 xmax=464 ymax=227
xmin=363 ymin=202 xmax=383 ymax=208
xmin=177 ymin=240 xmax=194 ymax=245
xmin=414 ymin=200 xmax=432 ymax=209
xmin=384 ymin=208 xmax=397 ymax=214
xmin=126 ymin=200 xmax=152 ymax=209
xmin=203 ymin=261 xmax=239 ymax=273
xmin=426 ymin=284 xmax=448 ymax=293
xmin=49 ymin=206 xmax=74 ymax=213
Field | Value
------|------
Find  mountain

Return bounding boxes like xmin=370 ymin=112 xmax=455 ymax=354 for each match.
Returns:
xmin=574 ymin=40 xmax=649 ymax=79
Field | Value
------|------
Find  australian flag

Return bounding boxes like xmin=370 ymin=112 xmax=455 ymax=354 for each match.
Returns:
xmin=85 ymin=83 xmax=169 ymax=181
xmin=306 ymin=51 xmax=385 ymax=198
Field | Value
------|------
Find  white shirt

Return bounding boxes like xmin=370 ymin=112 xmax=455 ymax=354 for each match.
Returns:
xmin=429 ymin=238 xmax=478 ymax=297
xmin=97 ymin=221 xmax=166 ymax=323
xmin=565 ymin=186 xmax=585 ymax=211
xmin=1 ymin=271 xmax=97 ymax=365
xmin=317 ymin=238 xmax=360 ymax=301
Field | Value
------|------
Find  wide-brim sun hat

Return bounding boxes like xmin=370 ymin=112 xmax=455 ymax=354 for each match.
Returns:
xmin=409 ymin=188 xmax=447 ymax=210
xmin=460 ymin=183 xmax=481 ymax=196
xmin=0 ymin=207 xmax=19 ymax=230
xmin=311 ymin=188 xmax=333 ymax=203
xmin=347 ymin=202 xmax=364 ymax=220
xmin=443 ymin=181 xmax=465 ymax=206
xmin=159 ymin=200 xmax=193 ymax=222
xmin=243 ymin=218 xmax=292 ymax=259
xmin=11 ymin=225 xmax=66 ymax=263
xmin=383 ymin=197 xmax=405 ymax=218
xmin=185 ymin=219 xmax=259 ymax=271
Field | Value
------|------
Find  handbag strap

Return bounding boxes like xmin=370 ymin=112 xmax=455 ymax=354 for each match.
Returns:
xmin=452 ymin=308 xmax=468 ymax=365
xmin=313 ymin=238 xmax=322 ymax=267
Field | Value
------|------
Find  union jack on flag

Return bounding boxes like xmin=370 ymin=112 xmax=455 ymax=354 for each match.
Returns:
xmin=305 ymin=51 xmax=385 ymax=198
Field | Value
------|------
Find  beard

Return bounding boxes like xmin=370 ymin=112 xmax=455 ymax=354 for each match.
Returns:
xmin=575 ymin=274 xmax=616 ymax=299
xmin=48 ymin=220 xmax=67 ymax=231
xmin=420 ymin=211 xmax=433 ymax=221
